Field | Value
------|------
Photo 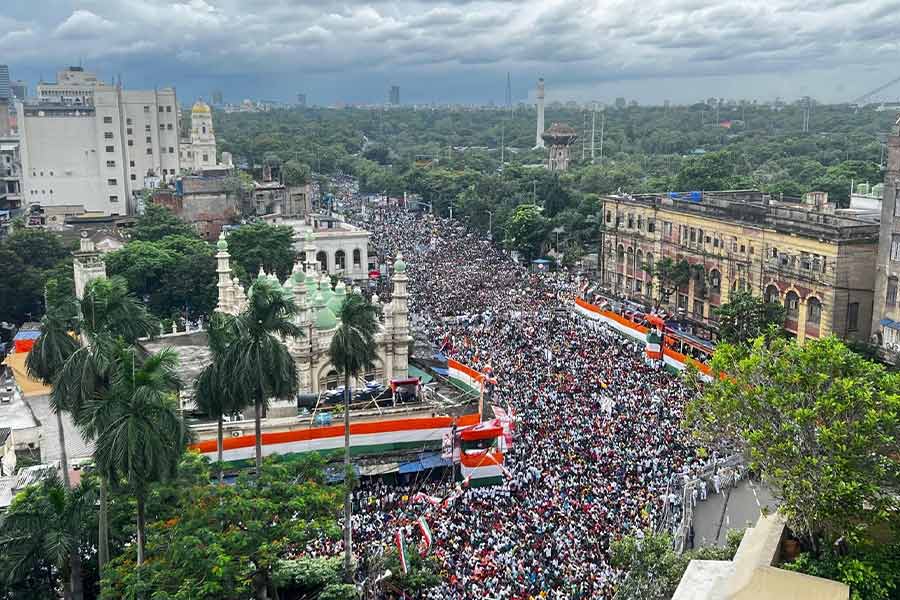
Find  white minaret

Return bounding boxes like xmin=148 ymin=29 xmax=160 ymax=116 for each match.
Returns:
xmin=535 ymin=78 xmax=546 ymax=149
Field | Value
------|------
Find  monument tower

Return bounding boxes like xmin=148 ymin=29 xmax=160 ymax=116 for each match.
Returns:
xmin=535 ymin=78 xmax=545 ymax=149
xmin=542 ymin=123 xmax=578 ymax=171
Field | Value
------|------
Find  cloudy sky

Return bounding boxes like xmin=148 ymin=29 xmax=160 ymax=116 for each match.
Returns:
xmin=3 ymin=0 xmax=899 ymax=106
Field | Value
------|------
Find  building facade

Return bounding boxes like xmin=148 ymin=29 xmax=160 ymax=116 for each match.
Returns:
xmin=213 ymin=230 xmax=408 ymax=415
xmin=871 ymin=115 xmax=900 ymax=358
xmin=17 ymin=68 xmax=180 ymax=215
xmin=179 ymin=100 xmax=225 ymax=172
xmin=598 ymin=190 xmax=879 ymax=343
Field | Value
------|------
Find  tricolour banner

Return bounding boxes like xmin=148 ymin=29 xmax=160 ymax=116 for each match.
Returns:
xmin=396 ymin=529 xmax=409 ymax=573
xmin=417 ymin=516 xmax=433 ymax=556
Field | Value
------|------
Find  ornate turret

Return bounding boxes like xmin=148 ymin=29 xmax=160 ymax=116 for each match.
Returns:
xmin=328 ymin=280 xmax=347 ymax=317
xmin=313 ymin=290 xmax=337 ymax=331
xmin=319 ymin=273 xmax=333 ymax=306
xmin=215 ymin=233 xmax=236 ymax=314
xmin=389 ymin=252 xmax=410 ymax=379
xmin=303 ymin=230 xmax=318 ymax=276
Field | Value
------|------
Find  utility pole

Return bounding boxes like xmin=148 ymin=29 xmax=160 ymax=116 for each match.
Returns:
xmin=599 ymin=110 xmax=605 ymax=162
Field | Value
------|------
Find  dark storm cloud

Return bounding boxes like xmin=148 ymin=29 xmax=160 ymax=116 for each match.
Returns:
xmin=4 ymin=0 xmax=900 ymax=104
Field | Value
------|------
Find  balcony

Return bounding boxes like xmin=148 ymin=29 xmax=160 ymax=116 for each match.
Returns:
xmin=765 ymin=257 xmax=834 ymax=286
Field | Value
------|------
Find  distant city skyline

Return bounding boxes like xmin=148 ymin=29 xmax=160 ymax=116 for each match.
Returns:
xmin=4 ymin=1 xmax=900 ymax=107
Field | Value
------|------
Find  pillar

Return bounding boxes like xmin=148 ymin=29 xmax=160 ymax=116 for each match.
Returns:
xmin=797 ymin=297 xmax=808 ymax=343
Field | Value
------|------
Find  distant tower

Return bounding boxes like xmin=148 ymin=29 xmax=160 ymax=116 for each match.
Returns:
xmin=542 ymin=123 xmax=578 ymax=171
xmin=190 ymin=100 xmax=217 ymax=170
xmin=535 ymin=78 xmax=545 ymax=149
xmin=73 ymin=232 xmax=107 ymax=300
xmin=297 ymin=93 xmax=307 ymax=108
xmin=389 ymin=85 xmax=400 ymax=106
xmin=505 ymin=72 xmax=512 ymax=114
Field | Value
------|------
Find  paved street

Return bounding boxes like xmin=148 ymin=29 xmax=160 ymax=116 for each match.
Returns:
xmin=692 ymin=478 xmax=779 ymax=548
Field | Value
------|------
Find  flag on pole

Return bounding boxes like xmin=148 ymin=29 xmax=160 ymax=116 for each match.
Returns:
xmin=412 ymin=492 xmax=443 ymax=506
xmin=417 ymin=516 xmax=433 ymax=556
xmin=645 ymin=329 xmax=663 ymax=360
xmin=395 ymin=529 xmax=409 ymax=574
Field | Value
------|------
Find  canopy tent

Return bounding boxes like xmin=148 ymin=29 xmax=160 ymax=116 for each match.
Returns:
xmin=398 ymin=452 xmax=452 ymax=474
xmin=408 ymin=365 xmax=433 ymax=385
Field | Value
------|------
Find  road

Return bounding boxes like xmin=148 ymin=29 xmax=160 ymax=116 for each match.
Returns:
xmin=691 ymin=478 xmax=778 ymax=548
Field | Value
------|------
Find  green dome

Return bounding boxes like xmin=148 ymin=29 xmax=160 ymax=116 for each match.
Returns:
xmin=393 ymin=252 xmax=407 ymax=273
xmin=216 ymin=234 xmax=228 ymax=251
xmin=304 ymin=230 xmax=315 ymax=243
xmin=291 ymin=266 xmax=305 ymax=285
xmin=327 ymin=281 xmax=346 ymax=315
xmin=282 ymin=278 xmax=295 ymax=301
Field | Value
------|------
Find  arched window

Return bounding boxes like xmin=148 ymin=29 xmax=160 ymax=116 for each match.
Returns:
xmin=807 ymin=297 xmax=822 ymax=325
xmin=316 ymin=251 xmax=328 ymax=272
xmin=765 ymin=284 xmax=780 ymax=304
xmin=616 ymin=244 xmax=625 ymax=265
xmin=709 ymin=269 xmax=721 ymax=293
xmin=645 ymin=253 xmax=654 ymax=273
xmin=636 ymin=249 xmax=644 ymax=274
xmin=335 ymin=250 xmax=346 ymax=271
xmin=887 ymin=277 xmax=898 ymax=306
xmin=324 ymin=370 xmax=339 ymax=390
xmin=785 ymin=291 xmax=800 ymax=318
xmin=353 ymin=248 xmax=362 ymax=267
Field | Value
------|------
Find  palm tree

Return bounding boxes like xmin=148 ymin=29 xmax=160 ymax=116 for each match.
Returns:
xmin=194 ymin=312 xmax=239 ymax=483
xmin=25 ymin=306 xmax=83 ymax=599
xmin=222 ymin=277 xmax=301 ymax=475
xmin=0 ymin=474 xmax=97 ymax=600
xmin=327 ymin=292 xmax=380 ymax=580
xmin=52 ymin=276 xmax=158 ymax=572
xmin=91 ymin=345 xmax=185 ymax=565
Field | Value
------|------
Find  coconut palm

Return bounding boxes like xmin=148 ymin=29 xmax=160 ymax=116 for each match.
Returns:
xmin=52 ymin=276 xmax=158 ymax=572
xmin=327 ymin=291 xmax=380 ymax=580
xmin=24 ymin=305 xmax=83 ymax=599
xmin=194 ymin=312 xmax=240 ymax=483
xmin=222 ymin=277 xmax=301 ymax=475
xmin=0 ymin=474 xmax=97 ymax=600
xmin=91 ymin=345 xmax=185 ymax=565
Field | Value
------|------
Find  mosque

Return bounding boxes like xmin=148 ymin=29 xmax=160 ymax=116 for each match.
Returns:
xmin=212 ymin=229 xmax=411 ymax=416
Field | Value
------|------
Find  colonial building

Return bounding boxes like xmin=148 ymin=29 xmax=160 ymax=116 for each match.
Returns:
xmin=179 ymin=100 xmax=232 ymax=173
xmin=597 ymin=190 xmax=880 ymax=343
xmin=871 ymin=114 xmax=900 ymax=358
xmin=213 ymin=229 xmax=408 ymax=415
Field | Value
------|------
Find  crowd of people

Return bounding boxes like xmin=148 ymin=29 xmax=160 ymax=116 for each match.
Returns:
xmin=325 ymin=208 xmax=718 ymax=598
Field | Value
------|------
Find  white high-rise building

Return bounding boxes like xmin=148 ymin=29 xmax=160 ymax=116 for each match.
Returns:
xmin=535 ymin=78 xmax=545 ymax=149
xmin=17 ymin=67 xmax=181 ymax=216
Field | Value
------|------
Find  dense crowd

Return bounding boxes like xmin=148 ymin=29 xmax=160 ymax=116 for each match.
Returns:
xmin=330 ymin=208 xmax=713 ymax=599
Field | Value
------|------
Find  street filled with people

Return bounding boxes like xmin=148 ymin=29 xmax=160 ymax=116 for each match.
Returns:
xmin=328 ymin=207 xmax=717 ymax=599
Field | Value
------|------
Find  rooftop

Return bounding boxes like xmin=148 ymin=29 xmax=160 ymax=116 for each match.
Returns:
xmin=603 ymin=190 xmax=880 ymax=242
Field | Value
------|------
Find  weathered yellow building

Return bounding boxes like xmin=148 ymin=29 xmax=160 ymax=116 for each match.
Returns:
xmin=598 ymin=190 xmax=880 ymax=343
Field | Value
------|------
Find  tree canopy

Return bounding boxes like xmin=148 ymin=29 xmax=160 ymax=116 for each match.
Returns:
xmin=713 ymin=291 xmax=786 ymax=344
xmin=685 ymin=336 xmax=900 ymax=551
xmin=225 ymin=222 xmax=297 ymax=283
xmin=131 ymin=205 xmax=197 ymax=242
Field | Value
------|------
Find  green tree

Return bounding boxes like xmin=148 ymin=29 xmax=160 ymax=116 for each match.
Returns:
xmin=0 ymin=475 xmax=97 ymax=600
xmin=194 ymin=312 xmax=241 ymax=483
xmin=282 ymin=159 xmax=312 ymax=186
xmin=327 ymin=292 xmax=380 ymax=580
xmin=131 ymin=205 xmax=196 ymax=242
xmin=52 ymin=277 xmax=159 ymax=575
xmin=100 ymin=458 xmax=342 ymax=600
xmin=713 ymin=291 xmax=786 ymax=344
xmin=643 ymin=257 xmax=691 ymax=308
xmin=502 ymin=203 xmax=549 ymax=261
xmin=93 ymin=345 xmax=185 ymax=566
xmin=222 ymin=278 xmax=301 ymax=475
xmin=226 ymin=222 xmax=297 ymax=282
xmin=685 ymin=336 xmax=900 ymax=552
xmin=24 ymin=306 xmax=83 ymax=599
